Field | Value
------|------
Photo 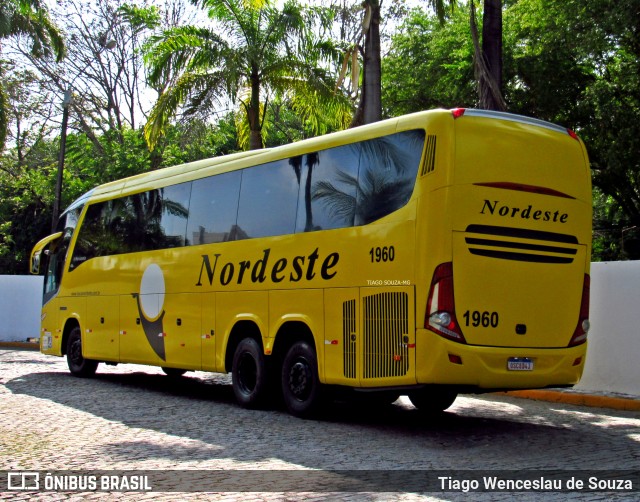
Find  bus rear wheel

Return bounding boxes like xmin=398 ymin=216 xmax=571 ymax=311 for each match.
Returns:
xmin=66 ymin=327 xmax=98 ymax=377
xmin=281 ymin=341 xmax=322 ymax=418
xmin=408 ymin=387 xmax=457 ymax=413
xmin=162 ymin=367 xmax=187 ymax=378
xmin=231 ymin=338 xmax=268 ymax=409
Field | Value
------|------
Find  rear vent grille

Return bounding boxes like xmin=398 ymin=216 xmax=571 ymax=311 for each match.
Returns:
xmin=465 ymin=225 xmax=579 ymax=264
xmin=421 ymin=135 xmax=437 ymax=175
xmin=363 ymin=292 xmax=409 ymax=379
xmin=343 ymin=299 xmax=357 ymax=379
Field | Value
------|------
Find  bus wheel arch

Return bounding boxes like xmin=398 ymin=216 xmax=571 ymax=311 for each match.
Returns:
xmin=271 ymin=321 xmax=315 ymax=372
xmin=60 ymin=318 xmax=79 ymax=357
xmin=65 ymin=323 xmax=98 ymax=377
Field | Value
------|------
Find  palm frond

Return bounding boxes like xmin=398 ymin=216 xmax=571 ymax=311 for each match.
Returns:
xmin=311 ymin=179 xmax=357 ymax=221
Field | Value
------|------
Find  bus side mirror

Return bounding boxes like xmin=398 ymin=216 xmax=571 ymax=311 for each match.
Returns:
xmin=31 ymin=249 xmax=42 ymax=275
xmin=30 ymin=232 xmax=63 ymax=275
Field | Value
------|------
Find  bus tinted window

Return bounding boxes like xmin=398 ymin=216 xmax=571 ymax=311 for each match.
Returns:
xmin=71 ymin=184 xmax=191 ymax=267
xmin=70 ymin=201 xmax=120 ymax=269
xmin=118 ymin=185 xmax=190 ymax=252
xmin=295 ymin=146 xmax=359 ymax=232
xmin=70 ymin=130 xmax=424 ymax=266
xmin=305 ymin=130 xmax=425 ymax=230
xmin=156 ymin=183 xmax=191 ymax=247
xmin=187 ymin=171 xmax=241 ymax=245
xmin=236 ymin=159 xmax=300 ymax=239
xmin=354 ymin=130 xmax=425 ymax=225
xmin=46 ymin=206 xmax=82 ymax=296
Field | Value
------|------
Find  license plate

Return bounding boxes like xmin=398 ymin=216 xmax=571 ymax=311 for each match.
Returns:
xmin=42 ymin=333 xmax=52 ymax=350
xmin=507 ymin=357 xmax=534 ymax=371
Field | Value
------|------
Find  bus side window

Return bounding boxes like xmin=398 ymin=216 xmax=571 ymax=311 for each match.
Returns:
xmin=236 ymin=159 xmax=300 ymax=239
xmin=295 ymin=146 xmax=359 ymax=233
xmin=354 ymin=130 xmax=425 ymax=226
xmin=186 ymin=171 xmax=241 ymax=245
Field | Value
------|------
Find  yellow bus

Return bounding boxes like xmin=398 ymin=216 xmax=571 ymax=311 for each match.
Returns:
xmin=31 ymin=108 xmax=592 ymax=417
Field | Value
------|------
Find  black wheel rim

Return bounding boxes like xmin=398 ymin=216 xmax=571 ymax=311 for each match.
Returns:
xmin=237 ymin=352 xmax=257 ymax=395
xmin=288 ymin=358 xmax=312 ymax=401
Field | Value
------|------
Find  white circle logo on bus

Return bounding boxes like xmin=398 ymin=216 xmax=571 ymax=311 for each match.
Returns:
xmin=139 ymin=263 xmax=165 ymax=320
xmin=133 ymin=263 xmax=167 ymax=361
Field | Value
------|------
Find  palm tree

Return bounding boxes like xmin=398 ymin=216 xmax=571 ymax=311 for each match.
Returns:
xmin=352 ymin=0 xmax=457 ymax=127
xmin=0 ymin=0 xmax=64 ymax=150
xmin=144 ymin=0 xmax=349 ymax=151
xmin=470 ymin=0 xmax=506 ymax=111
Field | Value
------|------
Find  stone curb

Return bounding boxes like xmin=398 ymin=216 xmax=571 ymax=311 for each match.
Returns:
xmin=502 ymin=390 xmax=640 ymax=411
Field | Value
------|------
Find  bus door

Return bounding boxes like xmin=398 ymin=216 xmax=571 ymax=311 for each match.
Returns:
xmin=31 ymin=232 xmax=63 ymax=354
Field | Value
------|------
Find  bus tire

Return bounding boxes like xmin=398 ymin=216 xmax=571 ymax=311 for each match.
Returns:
xmin=408 ymin=387 xmax=457 ymax=413
xmin=281 ymin=341 xmax=322 ymax=418
xmin=66 ymin=327 xmax=98 ymax=377
xmin=162 ymin=367 xmax=187 ymax=378
xmin=231 ymin=338 xmax=268 ymax=409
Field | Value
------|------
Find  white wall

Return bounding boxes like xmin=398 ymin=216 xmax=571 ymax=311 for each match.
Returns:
xmin=0 ymin=275 xmax=43 ymax=341
xmin=1 ymin=264 xmax=639 ymax=397
xmin=577 ymin=261 xmax=640 ymax=396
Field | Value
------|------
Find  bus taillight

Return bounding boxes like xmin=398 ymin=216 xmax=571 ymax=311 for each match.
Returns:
xmin=425 ymin=262 xmax=466 ymax=343
xmin=568 ymin=274 xmax=590 ymax=346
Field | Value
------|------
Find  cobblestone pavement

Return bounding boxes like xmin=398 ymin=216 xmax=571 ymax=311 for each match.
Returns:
xmin=1 ymin=349 xmax=639 ymax=501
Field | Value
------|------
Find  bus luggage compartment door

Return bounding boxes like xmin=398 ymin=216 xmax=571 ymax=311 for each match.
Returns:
xmin=324 ymin=286 xmax=416 ymax=387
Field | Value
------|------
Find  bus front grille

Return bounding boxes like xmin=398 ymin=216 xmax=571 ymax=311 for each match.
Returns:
xmin=465 ymin=224 xmax=579 ymax=264
xmin=342 ymin=299 xmax=357 ymax=379
xmin=362 ymin=292 xmax=410 ymax=379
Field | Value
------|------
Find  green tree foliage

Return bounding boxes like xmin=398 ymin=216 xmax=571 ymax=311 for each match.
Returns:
xmin=0 ymin=0 xmax=64 ymax=151
xmin=144 ymin=0 xmax=350 ymax=150
xmin=382 ymin=7 xmax=476 ymax=116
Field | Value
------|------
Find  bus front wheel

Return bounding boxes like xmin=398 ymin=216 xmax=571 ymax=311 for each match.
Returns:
xmin=231 ymin=338 xmax=268 ymax=409
xmin=66 ymin=327 xmax=98 ymax=377
xmin=408 ymin=387 xmax=457 ymax=413
xmin=281 ymin=341 xmax=322 ymax=418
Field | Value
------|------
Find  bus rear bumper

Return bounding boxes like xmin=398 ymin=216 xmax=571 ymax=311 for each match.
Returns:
xmin=415 ymin=328 xmax=587 ymax=390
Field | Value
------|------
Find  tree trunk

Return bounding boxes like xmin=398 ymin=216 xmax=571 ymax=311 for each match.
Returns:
xmin=470 ymin=0 xmax=506 ymax=111
xmin=248 ymin=66 xmax=263 ymax=150
xmin=482 ymin=0 xmax=503 ymax=110
xmin=362 ymin=1 xmax=382 ymax=124
xmin=351 ymin=1 xmax=382 ymax=127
